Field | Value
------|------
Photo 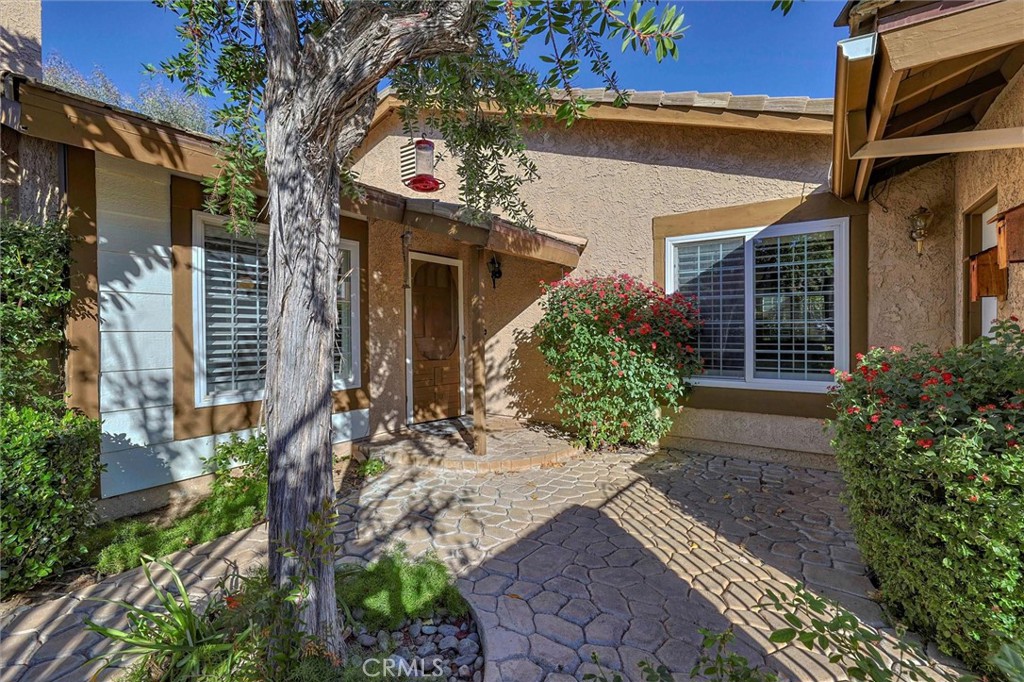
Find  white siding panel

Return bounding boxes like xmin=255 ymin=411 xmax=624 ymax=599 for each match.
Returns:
xmin=101 ymin=406 xmax=175 ymax=451
xmin=100 ymin=368 xmax=174 ymax=411
xmin=100 ymin=430 xmax=256 ymax=498
xmin=332 ymin=408 xmax=370 ymax=443
xmin=101 ymin=331 xmax=174 ymax=372
xmin=99 ymin=250 xmax=173 ymax=295
xmin=97 ymin=215 xmax=172 ymax=255
xmin=99 ymin=291 xmax=173 ymax=332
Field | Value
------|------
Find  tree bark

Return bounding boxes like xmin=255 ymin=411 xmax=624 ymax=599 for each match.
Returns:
xmin=256 ymin=0 xmax=480 ymax=656
xmin=264 ymin=114 xmax=344 ymax=651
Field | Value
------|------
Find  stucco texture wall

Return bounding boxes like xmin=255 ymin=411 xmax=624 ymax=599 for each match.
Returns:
xmin=355 ymin=115 xmax=834 ymax=446
xmin=865 ymin=156 xmax=958 ymax=350
xmin=954 ymin=65 xmax=1024 ymax=334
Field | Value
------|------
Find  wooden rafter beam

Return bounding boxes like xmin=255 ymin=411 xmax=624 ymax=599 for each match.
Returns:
xmin=851 ymin=126 xmax=1024 ymax=159
xmin=882 ymin=0 xmax=1024 ymax=71
xmin=886 ymin=71 xmax=1006 ymax=137
xmin=853 ymin=41 xmax=905 ymax=201
xmin=894 ymin=44 xmax=1014 ymax=105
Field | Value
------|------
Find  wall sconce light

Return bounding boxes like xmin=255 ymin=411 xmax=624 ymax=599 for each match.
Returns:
xmin=908 ymin=206 xmax=932 ymax=256
xmin=487 ymin=255 xmax=502 ymax=289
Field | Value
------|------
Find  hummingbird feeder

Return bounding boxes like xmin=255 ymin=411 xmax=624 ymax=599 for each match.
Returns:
xmin=403 ymin=138 xmax=445 ymax=193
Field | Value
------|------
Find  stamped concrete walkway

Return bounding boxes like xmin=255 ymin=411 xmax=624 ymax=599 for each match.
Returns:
xmin=1 ymin=450 xmax=950 ymax=681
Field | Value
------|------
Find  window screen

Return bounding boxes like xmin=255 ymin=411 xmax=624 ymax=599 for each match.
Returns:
xmin=202 ymin=226 xmax=269 ymax=394
xmin=752 ymin=230 xmax=835 ymax=381
xmin=674 ymin=236 xmax=746 ymax=378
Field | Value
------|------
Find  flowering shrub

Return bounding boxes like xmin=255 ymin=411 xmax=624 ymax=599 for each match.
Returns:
xmin=534 ymin=274 xmax=703 ymax=448
xmin=830 ymin=318 xmax=1024 ymax=675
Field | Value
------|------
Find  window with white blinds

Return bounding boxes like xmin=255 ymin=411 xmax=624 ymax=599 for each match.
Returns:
xmin=192 ymin=213 xmax=361 ymax=407
xmin=674 ymin=237 xmax=745 ymax=378
xmin=666 ymin=218 xmax=848 ymax=392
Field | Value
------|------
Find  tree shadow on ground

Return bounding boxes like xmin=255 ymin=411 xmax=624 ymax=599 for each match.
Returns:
xmin=633 ymin=450 xmax=886 ymax=628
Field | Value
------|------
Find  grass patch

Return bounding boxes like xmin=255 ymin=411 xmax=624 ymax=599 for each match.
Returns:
xmin=83 ymin=482 xmax=265 ymax=575
xmin=83 ymin=434 xmax=267 ymax=576
xmin=286 ymin=654 xmax=411 ymax=682
xmin=335 ymin=548 xmax=467 ymax=632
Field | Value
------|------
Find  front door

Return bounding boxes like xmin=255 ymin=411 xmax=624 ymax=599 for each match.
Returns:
xmin=409 ymin=256 xmax=463 ymax=423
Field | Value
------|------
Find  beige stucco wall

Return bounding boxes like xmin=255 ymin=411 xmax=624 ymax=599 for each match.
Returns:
xmin=954 ymin=65 xmax=1024 ymax=336
xmin=0 ymin=0 xmax=43 ymax=79
xmin=356 ymin=115 xmax=836 ymax=455
xmin=865 ymin=156 xmax=958 ymax=350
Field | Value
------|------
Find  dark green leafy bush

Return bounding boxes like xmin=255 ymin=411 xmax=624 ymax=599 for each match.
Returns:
xmin=830 ymin=319 xmax=1024 ymax=674
xmin=0 ymin=214 xmax=74 ymax=410
xmin=0 ymin=406 xmax=101 ymax=596
xmin=535 ymin=274 xmax=703 ymax=448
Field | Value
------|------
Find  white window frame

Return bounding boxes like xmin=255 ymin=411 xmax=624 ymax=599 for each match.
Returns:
xmin=665 ymin=217 xmax=850 ymax=394
xmin=333 ymin=237 xmax=362 ymax=391
xmin=192 ymin=211 xmax=362 ymax=407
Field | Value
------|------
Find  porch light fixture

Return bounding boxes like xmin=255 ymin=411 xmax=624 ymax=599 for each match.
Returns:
xmin=487 ymin=255 xmax=502 ymax=289
xmin=908 ymin=206 xmax=932 ymax=256
xmin=403 ymin=138 xmax=445 ymax=193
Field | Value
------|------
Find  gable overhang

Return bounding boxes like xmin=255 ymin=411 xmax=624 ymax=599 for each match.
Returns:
xmin=832 ymin=0 xmax=1024 ymax=200
xmin=342 ymin=185 xmax=586 ymax=268
xmin=369 ymin=92 xmax=834 ymax=138
xmin=3 ymin=74 xmax=584 ymax=269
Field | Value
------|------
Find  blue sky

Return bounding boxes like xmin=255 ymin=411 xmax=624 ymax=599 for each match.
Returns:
xmin=42 ymin=1 xmax=848 ymax=100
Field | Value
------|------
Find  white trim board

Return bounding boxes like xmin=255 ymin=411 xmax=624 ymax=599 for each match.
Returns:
xmin=405 ymin=252 xmax=467 ymax=425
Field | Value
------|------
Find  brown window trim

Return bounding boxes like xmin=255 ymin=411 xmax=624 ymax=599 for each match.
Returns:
xmin=652 ymin=192 xmax=869 ymax=419
xmin=962 ymin=190 xmax=998 ymax=344
xmin=65 ymin=146 xmax=100 ymax=420
xmin=170 ymin=176 xmax=370 ymax=440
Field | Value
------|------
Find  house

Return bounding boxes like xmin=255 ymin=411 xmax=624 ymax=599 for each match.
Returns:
xmin=2 ymin=0 xmax=1021 ymax=515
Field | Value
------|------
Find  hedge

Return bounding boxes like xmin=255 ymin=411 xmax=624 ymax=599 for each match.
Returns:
xmin=0 ymin=407 xmax=101 ymax=597
xmin=830 ymin=318 xmax=1024 ymax=675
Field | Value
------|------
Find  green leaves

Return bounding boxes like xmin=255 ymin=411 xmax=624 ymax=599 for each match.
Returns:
xmin=0 ymin=214 xmax=75 ymax=411
xmin=85 ymin=556 xmax=235 ymax=681
xmin=830 ymin=319 xmax=1024 ymax=676
xmin=0 ymin=406 xmax=100 ymax=596
xmin=534 ymin=274 xmax=702 ymax=448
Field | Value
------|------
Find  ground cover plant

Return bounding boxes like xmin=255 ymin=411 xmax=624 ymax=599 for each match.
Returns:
xmin=334 ymin=548 xmax=468 ymax=632
xmin=535 ymin=273 xmax=703 ymax=448
xmin=88 ymin=548 xmax=470 ymax=682
xmin=84 ymin=434 xmax=268 ymax=576
xmin=830 ymin=318 xmax=1024 ymax=675
xmin=0 ymin=213 xmax=101 ymax=597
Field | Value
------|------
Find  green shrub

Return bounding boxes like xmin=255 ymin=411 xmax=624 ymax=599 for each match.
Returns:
xmin=334 ymin=548 xmax=467 ymax=631
xmin=0 ymin=406 xmax=101 ymax=596
xmin=356 ymin=458 xmax=388 ymax=479
xmin=830 ymin=318 xmax=1024 ymax=674
xmin=0 ymin=213 xmax=74 ymax=410
xmin=535 ymin=274 xmax=703 ymax=448
xmin=86 ymin=433 xmax=267 ymax=575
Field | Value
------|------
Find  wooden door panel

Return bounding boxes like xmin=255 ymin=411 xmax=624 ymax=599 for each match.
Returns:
xmin=410 ymin=260 xmax=462 ymax=423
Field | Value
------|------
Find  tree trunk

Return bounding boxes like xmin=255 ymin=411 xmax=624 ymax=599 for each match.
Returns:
xmin=264 ymin=107 xmax=343 ymax=652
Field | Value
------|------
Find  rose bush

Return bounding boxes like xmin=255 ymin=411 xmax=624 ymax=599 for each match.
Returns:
xmin=830 ymin=318 xmax=1024 ymax=676
xmin=534 ymin=274 xmax=703 ymax=448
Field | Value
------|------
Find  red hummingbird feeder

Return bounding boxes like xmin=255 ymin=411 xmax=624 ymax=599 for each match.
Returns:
xmin=403 ymin=138 xmax=445 ymax=193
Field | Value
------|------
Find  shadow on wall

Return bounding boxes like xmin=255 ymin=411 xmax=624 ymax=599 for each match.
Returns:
xmin=524 ymin=117 xmax=833 ymax=184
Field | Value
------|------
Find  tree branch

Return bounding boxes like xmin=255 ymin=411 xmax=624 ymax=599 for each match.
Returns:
xmin=301 ymin=0 xmax=480 ymax=146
